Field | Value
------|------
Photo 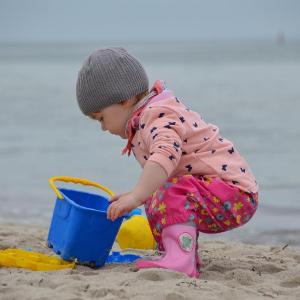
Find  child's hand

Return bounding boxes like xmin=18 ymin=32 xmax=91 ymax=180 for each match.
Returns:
xmin=107 ymin=192 xmax=141 ymax=221
xmin=107 ymin=161 xmax=168 ymax=221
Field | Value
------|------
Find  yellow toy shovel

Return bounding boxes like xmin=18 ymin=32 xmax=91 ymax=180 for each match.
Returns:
xmin=0 ymin=248 xmax=75 ymax=271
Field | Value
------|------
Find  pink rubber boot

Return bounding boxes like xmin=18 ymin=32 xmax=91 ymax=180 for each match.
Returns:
xmin=136 ymin=224 xmax=199 ymax=278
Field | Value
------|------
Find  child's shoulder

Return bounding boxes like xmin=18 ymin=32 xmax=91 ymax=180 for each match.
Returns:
xmin=141 ymin=96 xmax=190 ymax=119
xmin=140 ymin=96 xmax=204 ymax=127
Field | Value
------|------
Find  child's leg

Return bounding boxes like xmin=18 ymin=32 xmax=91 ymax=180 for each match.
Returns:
xmin=136 ymin=222 xmax=199 ymax=278
xmin=140 ymin=176 xmax=205 ymax=277
xmin=141 ymin=175 xmax=258 ymax=277
xmin=193 ymin=176 xmax=258 ymax=233
xmin=183 ymin=221 xmax=201 ymax=270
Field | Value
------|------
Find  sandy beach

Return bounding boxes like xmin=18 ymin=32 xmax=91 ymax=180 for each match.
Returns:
xmin=0 ymin=224 xmax=299 ymax=300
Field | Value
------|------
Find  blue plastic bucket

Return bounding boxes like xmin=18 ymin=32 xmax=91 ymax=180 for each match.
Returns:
xmin=47 ymin=176 xmax=124 ymax=267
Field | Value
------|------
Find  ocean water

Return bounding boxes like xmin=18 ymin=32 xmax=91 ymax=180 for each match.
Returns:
xmin=0 ymin=40 xmax=299 ymax=245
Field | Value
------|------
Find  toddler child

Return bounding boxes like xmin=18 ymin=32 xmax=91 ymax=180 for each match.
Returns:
xmin=76 ymin=47 xmax=258 ymax=278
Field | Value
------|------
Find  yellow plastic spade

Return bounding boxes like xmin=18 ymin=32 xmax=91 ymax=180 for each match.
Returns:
xmin=0 ymin=249 xmax=75 ymax=271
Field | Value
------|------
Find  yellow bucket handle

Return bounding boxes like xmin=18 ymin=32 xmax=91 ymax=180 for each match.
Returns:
xmin=49 ymin=176 xmax=114 ymax=200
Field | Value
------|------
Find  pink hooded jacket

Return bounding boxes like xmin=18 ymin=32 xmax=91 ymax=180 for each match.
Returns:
xmin=124 ymin=83 xmax=258 ymax=194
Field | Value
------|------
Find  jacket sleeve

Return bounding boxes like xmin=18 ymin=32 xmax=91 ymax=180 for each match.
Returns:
xmin=139 ymin=106 xmax=186 ymax=177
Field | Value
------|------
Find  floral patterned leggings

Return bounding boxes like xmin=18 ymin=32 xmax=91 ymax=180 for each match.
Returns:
xmin=144 ymin=174 xmax=258 ymax=251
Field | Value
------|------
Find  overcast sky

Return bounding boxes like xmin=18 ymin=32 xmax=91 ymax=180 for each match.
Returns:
xmin=0 ymin=0 xmax=299 ymax=42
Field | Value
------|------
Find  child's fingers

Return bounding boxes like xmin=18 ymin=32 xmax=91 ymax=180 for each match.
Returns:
xmin=107 ymin=204 xmax=112 ymax=220
xmin=109 ymin=194 xmax=120 ymax=202
xmin=107 ymin=201 xmax=126 ymax=221
xmin=107 ymin=201 xmax=120 ymax=221
xmin=111 ymin=204 xmax=123 ymax=221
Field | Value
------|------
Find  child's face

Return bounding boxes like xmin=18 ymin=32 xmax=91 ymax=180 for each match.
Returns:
xmin=89 ymin=100 xmax=135 ymax=139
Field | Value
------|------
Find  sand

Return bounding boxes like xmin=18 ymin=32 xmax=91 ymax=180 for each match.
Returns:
xmin=0 ymin=224 xmax=299 ymax=300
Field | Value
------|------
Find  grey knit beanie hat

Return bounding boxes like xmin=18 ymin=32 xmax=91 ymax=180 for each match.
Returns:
xmin=76 ymin=47 xmax=149 ymax=115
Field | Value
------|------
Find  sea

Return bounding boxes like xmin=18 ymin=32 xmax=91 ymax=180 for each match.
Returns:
xmin=0 ymin=39 xmax=299 ymax=246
